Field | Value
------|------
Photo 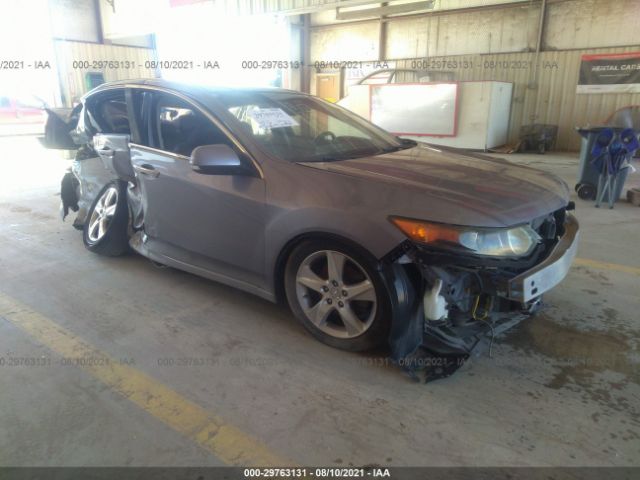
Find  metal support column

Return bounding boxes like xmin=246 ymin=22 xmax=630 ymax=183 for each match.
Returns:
xmin=378 ymin=2 xmax=388 ymax=61
xmin=301 ymin=13 xmax=311 ymax=94
xmin=529 ymin=0 xmax=547 ymax=122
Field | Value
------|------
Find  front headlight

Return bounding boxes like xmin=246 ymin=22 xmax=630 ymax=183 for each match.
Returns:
xmin=390 ymin=217 xmax=541 ymax=257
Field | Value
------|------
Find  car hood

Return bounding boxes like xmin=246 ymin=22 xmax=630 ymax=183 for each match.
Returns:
xmin=298 ymin=144 xmax=570 ymax=228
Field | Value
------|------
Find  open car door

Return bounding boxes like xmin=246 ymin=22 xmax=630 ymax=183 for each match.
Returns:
xmin=39 ymin=105 xmax=83 ymax=149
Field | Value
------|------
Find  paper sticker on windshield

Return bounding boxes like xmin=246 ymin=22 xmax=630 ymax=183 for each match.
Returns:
xmin=248 ymin=108 xmax=299 ymax=129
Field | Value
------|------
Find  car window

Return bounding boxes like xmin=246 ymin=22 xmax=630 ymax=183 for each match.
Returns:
xmin=230 ymin=103 xmax=367 ymax=137
xmin=85 ymin=90 xmax=130 ymax=135
xmin=222 ymin=92 xmax=402 ymax=162
xmin=0 ymin=97 xmax=11 ymax=108
xmin=99 ymin=98 xmax=129 ymax=134
xmin=151 ymin=94 xmax=233 ymax=157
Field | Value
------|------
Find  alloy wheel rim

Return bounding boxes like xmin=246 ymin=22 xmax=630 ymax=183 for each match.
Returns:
xmin=87 ymin=187 xmax=118 ymax=243
xmin=295 ymin=250 xmax=377 ymax=339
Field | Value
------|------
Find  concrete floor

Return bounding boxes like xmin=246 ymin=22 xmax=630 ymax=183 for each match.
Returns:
xmin=0 ymin=136 xmax=638 ymax=467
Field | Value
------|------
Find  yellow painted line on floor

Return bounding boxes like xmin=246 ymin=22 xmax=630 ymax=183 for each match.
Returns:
xmin=574 ymin=257 xmax=640 ymax=276
xmin=0 ymin=292 xmax=291 ymax=467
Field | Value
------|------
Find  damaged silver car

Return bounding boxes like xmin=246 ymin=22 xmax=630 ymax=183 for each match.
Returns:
xmin=43 ymin=79 xmax=579 ymax=381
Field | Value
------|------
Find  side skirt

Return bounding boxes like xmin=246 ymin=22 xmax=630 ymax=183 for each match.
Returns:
xmin=129 ymin=232 xmax=276 ymax=303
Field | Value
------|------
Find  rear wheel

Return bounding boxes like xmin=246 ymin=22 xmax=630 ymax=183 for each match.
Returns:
xmin=83 ymin=180 xmax=129 ymax=256
xmin=284 ymin=240 xmax=390 ymax=351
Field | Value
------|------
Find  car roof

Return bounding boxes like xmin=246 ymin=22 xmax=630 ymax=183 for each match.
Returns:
xmin=84 ymin=78 xmax=303 ymax=100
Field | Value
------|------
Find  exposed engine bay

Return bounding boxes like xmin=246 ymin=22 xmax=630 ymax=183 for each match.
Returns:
xmin=381 ymin=207 xmax=578 ymax=382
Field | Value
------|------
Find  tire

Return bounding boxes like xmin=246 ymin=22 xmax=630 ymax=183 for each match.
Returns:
xmin=83 ymin=180 xmax=130 ymax=256
xmin=576 ymin=183 xmax=597 ymax=201
xmin=284 ymin=239 xmax=391 ymax=352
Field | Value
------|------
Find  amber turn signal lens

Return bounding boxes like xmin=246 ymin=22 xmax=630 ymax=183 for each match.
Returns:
xmin=389 ymin=217 xmax=461 ymax=244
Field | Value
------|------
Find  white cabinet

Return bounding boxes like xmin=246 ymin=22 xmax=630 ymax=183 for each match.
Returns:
xmin=421 ymin=81 xmax=513 ymax=150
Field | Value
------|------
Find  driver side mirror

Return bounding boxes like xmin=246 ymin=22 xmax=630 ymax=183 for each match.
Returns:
xmin=190 ymin=144 xmax=255 ymax=176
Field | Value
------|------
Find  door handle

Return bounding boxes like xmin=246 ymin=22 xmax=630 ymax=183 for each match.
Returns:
xmin=133 ymin=164 xmax=160 ymax=178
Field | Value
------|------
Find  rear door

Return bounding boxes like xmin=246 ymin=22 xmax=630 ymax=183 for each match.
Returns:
xmin=58 ymin=88 xmax=134 ymax=219
xmin=93 ymin=133 xmax=134 ymax=182
xmin=129 ymin=89 xmax=267 ymax=288
xmin=86 ymin=89 xmax=136 ymax=181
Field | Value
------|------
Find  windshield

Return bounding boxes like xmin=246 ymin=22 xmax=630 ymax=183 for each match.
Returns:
xmin=219 ymin=91 xmax=408 ymax=162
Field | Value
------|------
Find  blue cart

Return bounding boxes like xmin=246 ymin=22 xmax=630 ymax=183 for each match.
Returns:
xmin=575 ymin=127 xmax=633 ymax=202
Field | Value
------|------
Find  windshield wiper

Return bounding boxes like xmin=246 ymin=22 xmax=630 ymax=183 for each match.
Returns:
xmin=380 ymin=146 xmax=401 ymax=153
xmin=379 ymin=140 xmax=417 ymax=155
xmin=318 ymin=149 xmax=379 ymax=162
xmin=399 ymin=138 xmax=418 ymax=148
xmin=320 ymin=155 xmax=354 ymax=162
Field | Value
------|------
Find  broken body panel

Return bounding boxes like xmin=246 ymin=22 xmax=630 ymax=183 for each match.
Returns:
xmin=383 ymin=210 xmax=578 ymax=381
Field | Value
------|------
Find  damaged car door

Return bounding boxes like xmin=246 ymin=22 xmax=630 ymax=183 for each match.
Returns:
xmin=128 ymin=90 xmax=267 ymax=293
xmin=40 ymin=105 xmax=82 ymax=150
xmin=93 ymin=133 xmax=134 ymax=181
xmin=42 ymin=89 xmax=134 ymax=224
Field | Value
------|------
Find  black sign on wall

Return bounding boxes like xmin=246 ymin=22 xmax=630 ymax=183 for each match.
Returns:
xmin=577 ymin=52 xmax=640 ymax=94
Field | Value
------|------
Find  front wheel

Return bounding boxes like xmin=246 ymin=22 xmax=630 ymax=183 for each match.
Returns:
xmin=83 ymin=180 xmax=129 ymax=256
xmin=284 ymin=240 xmax=391 ymax=352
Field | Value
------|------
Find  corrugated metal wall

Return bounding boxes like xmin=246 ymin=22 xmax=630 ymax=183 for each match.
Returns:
xmin=54 ymin=40 xmax=157 ymax=106
xmin=384 ymin=5 xmax=540 ymax=57
xmin=311 ymin=22 xmax=380 ymax=60
xmin=393 ymin=47 xmax=640 ymax=151
xmin=54 ymin=1 xmax=639 ymax=150
xmin=544 ymin=0 xmax=640 ymax=50
xmin=305 ymin=0 xmax=640 ymax=150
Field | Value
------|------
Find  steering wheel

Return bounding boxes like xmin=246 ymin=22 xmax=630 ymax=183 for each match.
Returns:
xmin=314 ymin=131 xmax=337 ymax=145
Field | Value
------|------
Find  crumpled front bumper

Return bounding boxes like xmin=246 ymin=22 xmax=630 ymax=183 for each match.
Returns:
xmin=383 ymin=211 xmax=580 ymax=382
xmin=507 ymin=214 xmax=579 ymax=302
